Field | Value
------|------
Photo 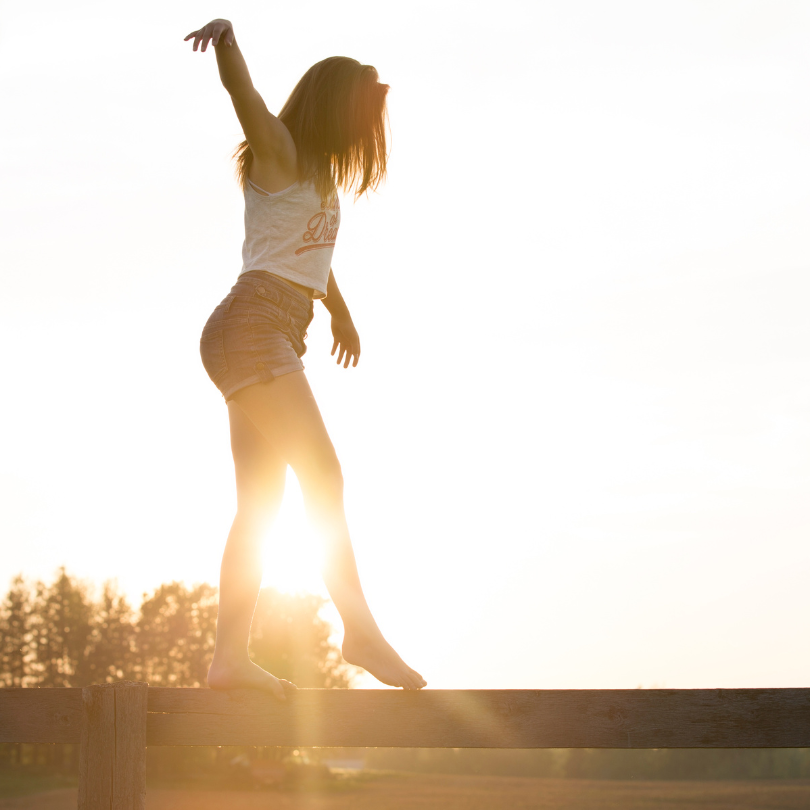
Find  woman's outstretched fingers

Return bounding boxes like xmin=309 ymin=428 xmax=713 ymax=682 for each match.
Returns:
xmin=211 ymin=21 xmax=234 ymax=47
xmin=191 ymin=31 xmax=208 ymax=51
xmin=332 ymin=342 xmax=358 ymax=368
xmin=185 ymin=20 xmax=233 ymax=51
xmin=211 ymin=23 xmax=225 ymax=47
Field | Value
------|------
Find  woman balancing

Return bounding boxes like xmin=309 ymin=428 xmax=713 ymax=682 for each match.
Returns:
xmin=185 ymin=19 xmax=425 ymax=698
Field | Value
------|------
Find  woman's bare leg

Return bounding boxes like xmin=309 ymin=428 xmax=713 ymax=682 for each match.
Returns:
xmin=207 ymin=399 xmax=296 ymax=699
xmin=231 ymin=371 xmax=426 ymax=690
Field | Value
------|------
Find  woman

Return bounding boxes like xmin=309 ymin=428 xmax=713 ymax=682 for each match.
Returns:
xmin=185 ymin=19 xmax=425 ymax=699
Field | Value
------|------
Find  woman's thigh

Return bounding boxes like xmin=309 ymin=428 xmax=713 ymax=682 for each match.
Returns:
xmin=228 ymin=398 xmax=287 ymax=515
xmin=230 ymin=371 xmax=341 ymax=492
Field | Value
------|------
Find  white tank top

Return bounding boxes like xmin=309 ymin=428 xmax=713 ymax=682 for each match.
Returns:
xmin=239 ymin=177 xmax=340 ymax=299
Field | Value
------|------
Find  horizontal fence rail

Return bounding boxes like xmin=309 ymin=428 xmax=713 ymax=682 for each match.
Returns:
xmin=1 ymin=686 xmax=83 ymax=745
xmin=2 ymin=686 xmax=810 ymax=749
xmin=3 ymin=684 xmax=809 ymax=810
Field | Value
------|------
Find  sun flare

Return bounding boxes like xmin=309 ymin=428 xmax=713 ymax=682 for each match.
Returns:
xmin=260 ymin=468 xmax=327 ymax=596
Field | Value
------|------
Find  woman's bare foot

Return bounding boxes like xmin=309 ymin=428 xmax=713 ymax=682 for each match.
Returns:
xmin=207 ymin=655 xmax=296 ymax=701
xmin=342 ymin=629 xmax=426 ymax=690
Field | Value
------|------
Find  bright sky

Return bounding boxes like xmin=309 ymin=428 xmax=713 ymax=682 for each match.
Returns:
xmin=1 ymin=0 xmax=809 ymax=691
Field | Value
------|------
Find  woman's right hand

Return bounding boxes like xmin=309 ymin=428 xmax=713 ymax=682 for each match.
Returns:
xmin=184 ymin=19 xmax=235 ymax=52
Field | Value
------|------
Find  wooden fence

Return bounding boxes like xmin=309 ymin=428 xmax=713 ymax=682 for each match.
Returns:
xmin=1 ymin=684 xmax=809 ymax=809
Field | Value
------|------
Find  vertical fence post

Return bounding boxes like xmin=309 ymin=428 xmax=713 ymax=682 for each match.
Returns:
xmin=78 ymin=681 xmax=148 ymax=810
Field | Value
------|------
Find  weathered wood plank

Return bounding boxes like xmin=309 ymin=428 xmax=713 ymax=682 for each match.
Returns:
xmin=78 ymin=685 xmax=115 ymax=808
xmin=79 ymin=682 xmax=147 ymax=810
xmin=0 ymin=687 xmax=83 ymax=743
xmin=3 ymin=687 xmax=809 ymax=750
xmin=112 ymin=682 xmax=148 ymax=809
xmin=146 ymin=688 xmax=810 ymax=749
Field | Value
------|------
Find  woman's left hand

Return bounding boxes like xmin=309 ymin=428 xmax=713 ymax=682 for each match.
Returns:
xmin=331 ymin=315 xmax=361 ymax=368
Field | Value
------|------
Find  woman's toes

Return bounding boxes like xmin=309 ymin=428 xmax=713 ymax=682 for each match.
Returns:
xmin=263 ymin=674 xmax=288 ymax=701
xmin=405 ymin=670 xmax=424 ymax=689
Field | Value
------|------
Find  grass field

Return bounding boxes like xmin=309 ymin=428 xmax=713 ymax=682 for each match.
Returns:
xmin=1 ymin=774 xmax=810 ymax=810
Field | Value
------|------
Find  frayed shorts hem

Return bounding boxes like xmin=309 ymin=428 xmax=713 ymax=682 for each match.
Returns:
xmin=221 ymin=361 xmax=305 ymax=402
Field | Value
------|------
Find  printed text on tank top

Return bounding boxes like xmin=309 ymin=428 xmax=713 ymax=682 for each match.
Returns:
xmin=247 ymin=178 xmax=340 ymax=258
xmin=241 ymin=176 xmax=340 ymax=299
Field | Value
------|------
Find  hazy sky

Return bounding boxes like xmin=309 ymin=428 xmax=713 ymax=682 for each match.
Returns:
xmin=1 ymin=0 xmax=809 ymax=690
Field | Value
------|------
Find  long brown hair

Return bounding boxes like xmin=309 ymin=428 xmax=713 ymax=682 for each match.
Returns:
xmin=234 ymin=57 xmax=389 ymax=201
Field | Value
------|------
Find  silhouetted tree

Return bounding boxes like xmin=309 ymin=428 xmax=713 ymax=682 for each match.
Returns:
xmin=135 ymin=581 xmax=218 ymax=687
xmin=0 ymin=575 xmax=33 ymax=687
xmin=85 ymin=582 xmax=137 ymax=683
xmin=28 ymin=568 xmax=93 ymax=687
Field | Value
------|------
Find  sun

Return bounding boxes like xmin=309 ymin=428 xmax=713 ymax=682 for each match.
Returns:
xmin=260 ymin=468 xmax=327 ymax=596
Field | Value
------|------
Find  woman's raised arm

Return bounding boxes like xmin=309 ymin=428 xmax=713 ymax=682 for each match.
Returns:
xmin=184 ymin=19 xmax=295 ymax=166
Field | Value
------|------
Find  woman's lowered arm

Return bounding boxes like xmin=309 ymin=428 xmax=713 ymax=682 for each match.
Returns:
xmin=322 ymin=269 xmax=361 ymax=368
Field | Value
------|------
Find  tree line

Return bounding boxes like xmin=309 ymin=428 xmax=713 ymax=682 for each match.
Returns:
xmin=0 ymin=567 xmax=350 ymax=691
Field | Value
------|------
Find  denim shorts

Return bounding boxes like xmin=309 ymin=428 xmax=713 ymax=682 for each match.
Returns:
xmin=200 ymin=270 xmax=315 ymax=401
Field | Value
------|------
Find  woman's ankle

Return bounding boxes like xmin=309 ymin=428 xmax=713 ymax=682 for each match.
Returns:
xmin=210 ymin=645 xmax=251 ymax=667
